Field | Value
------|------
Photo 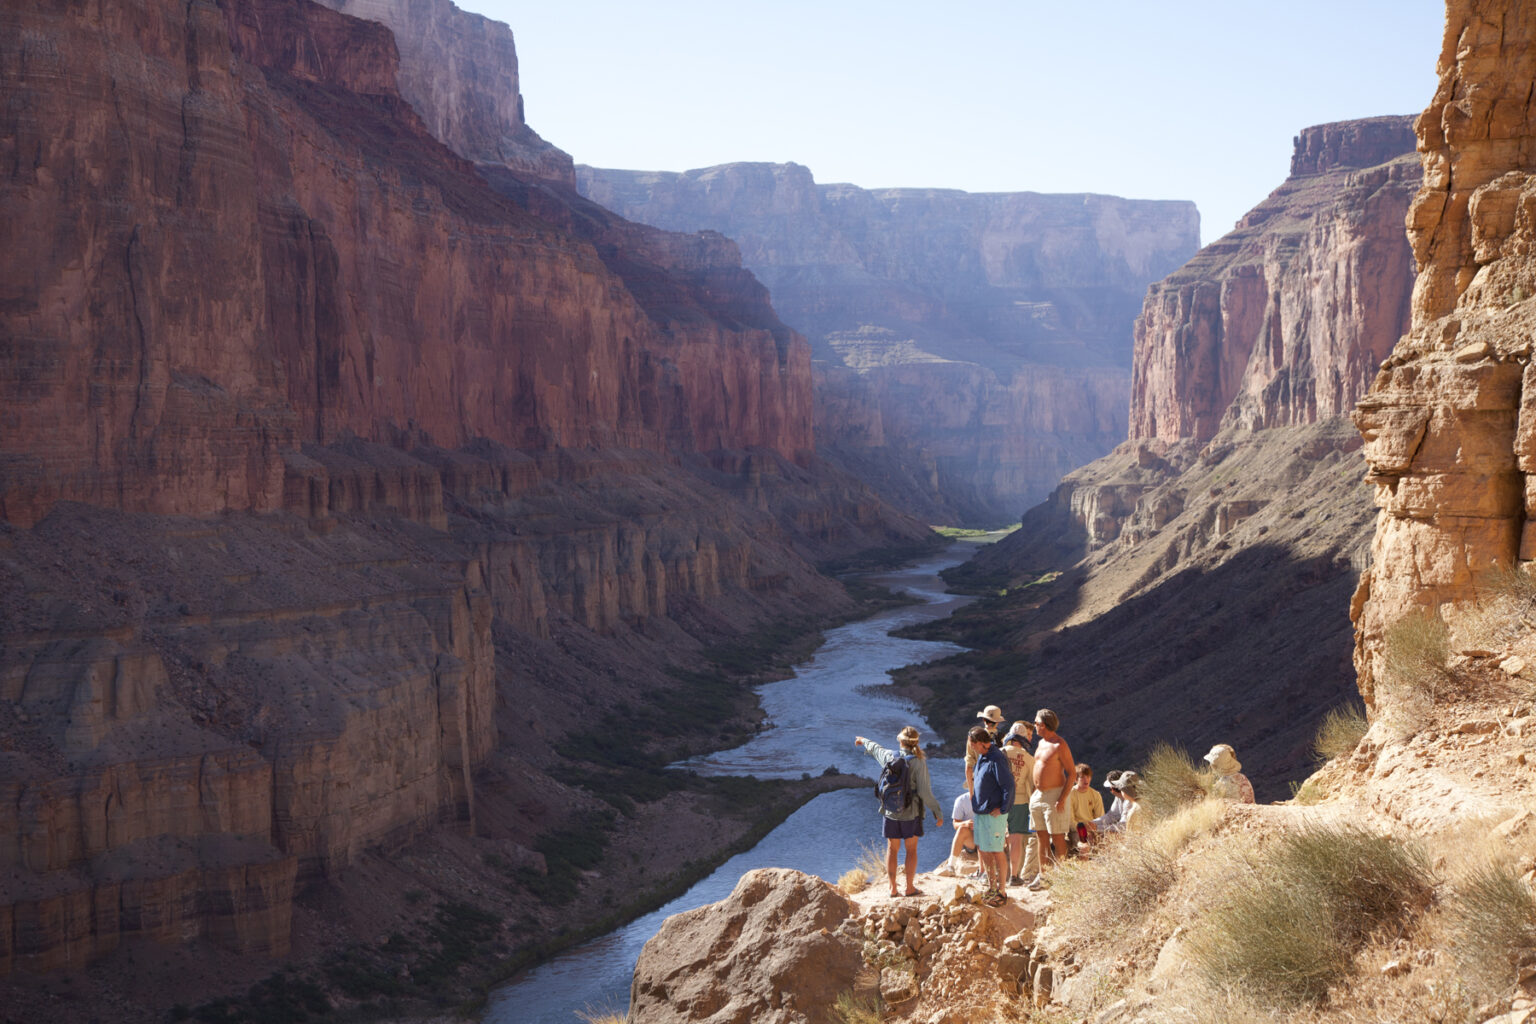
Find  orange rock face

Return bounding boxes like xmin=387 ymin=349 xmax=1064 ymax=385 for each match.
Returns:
xmin=1133 ymin=118 xmax=1420 ymax=445
xmin=1352 ymin=0 xmax=1536 ymax=708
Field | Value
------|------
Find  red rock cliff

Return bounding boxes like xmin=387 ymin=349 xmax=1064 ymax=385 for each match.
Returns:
xmin=1352 ymin=0 xmax=1536 ymax=708
xmin=1133 ymin=117 xmax=1419 ymax=444
xmin=0 ymin=0 xmax=812 ymax=530
xmin=579 ymin=162 xmax=1201 ymax=524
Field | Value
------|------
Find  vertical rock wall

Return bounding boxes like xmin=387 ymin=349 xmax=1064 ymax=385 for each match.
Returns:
xmin=1353 ymin=0 xmax=1536 ymax=707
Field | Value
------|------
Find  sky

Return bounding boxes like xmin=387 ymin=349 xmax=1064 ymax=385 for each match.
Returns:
xmin=457 ymin=2 xmax=1447 ymax=246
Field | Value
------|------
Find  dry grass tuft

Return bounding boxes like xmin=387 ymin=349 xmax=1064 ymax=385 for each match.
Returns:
xmin=1450 ymin=860 xmax=1536 ymax=995
xmin=832 ymin=990 xmax=883 ymax=1024
xmin=576 ymin=1008 xmax=629 ymax=1024
xmin=1312 ymin=702 xmax=1368 ymax=764
xmin=836 ymin=868 xmax=870 ymax=894
xmin=1140 ymin=742 xmax=1211 ymax=817
xmin=855 ymin=841 xmax=887 ymax=881
xmin=1381 ymin=608 xmax=1451 ymax=707
xmin=1186 ymin=824 xmax=1433 ymax=1006
xmin=1460 ymin=563 xmax=1536 ymax=652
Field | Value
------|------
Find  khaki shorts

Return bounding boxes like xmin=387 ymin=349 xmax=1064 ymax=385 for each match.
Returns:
xmin=1030 ymin=786 xmax=1070 ymax=835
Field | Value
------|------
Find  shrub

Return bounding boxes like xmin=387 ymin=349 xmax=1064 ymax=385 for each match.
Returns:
xmin=1187 ymin=824 xmax=1433 ymax=1005
xmin=1380 ymin=608 xmax=1450 ymax=705
xmin=832 ymin=990 xmax=883 ymax=1024
xmin=1052 ymin=833 xmax=1178 ymax=945
xmin=836 ymin=868 xmax=870 ymax=894
xmin=1313 ymin=702 xmax=1368 ymax=764
xmin=1139 ymin=742 xmax=1210 ymax=817
xmin=1451 ymin=861 xmax=1536 ymax=994
xmin=1459 ymin=562 xmax=1536 ymax=652
xmin=576 ymin=1009 xmax=629 ymax=1024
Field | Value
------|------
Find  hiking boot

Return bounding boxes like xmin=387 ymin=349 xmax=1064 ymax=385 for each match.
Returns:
xmin=1026 ymin=875 xmax=1050 ymax=891
xmin=1007 ymin=875 xmax=1024 ymax=887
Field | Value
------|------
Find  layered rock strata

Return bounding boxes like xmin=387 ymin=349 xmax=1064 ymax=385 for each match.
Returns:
xmin=934 ymin=120 xmax=1420 ymax=795
xmin=580 ymin=162 xmax=1200 ymax=523
xmin=1133 ymin=117 xmax=1420 ymax=444
xmin=0 ymin=0 xmax=928 ymax=981
xmin=1352 ymin=0 xmax=1536 ymax=708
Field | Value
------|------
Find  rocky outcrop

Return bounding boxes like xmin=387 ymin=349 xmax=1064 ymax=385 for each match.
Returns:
xmin=630 ymin=869 xmax=864 ymax=1023
xmin=1133 ymin=117 xmax=1419 ymax=444
xmin=0 ymin=0 xmax=931 ymax=985
xmin=1352 ymin=0 xmax=1536 ymax=709
xmin=580 ymin=162 xmax=1200 ymax=524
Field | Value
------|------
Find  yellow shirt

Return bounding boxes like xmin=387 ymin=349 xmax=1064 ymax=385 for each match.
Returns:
xmin=1069 ymin=786 xmax=1104 ymax=825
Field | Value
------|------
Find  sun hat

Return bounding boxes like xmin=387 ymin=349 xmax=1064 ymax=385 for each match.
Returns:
xmin=1116 ymin=771 xmax=1142 ymax=798
xmin=976 ymin=705 xmax=1004 ymax=724
xmin=1204 ymin=744 xmax=1242 ymax=775
xmin=1103 ymin=770 xmax=1124 ymax=791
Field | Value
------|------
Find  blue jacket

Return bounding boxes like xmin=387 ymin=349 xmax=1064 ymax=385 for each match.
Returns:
xmin=972 ymin=744 xmax=1014 ymax=815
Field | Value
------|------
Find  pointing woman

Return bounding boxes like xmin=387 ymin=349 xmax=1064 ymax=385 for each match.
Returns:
xmin=855 ymin=726 xmax=943 ymax=897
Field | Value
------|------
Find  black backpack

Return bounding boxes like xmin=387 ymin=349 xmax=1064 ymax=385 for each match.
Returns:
xmin=876 ymin=753 xmax=915 ymax=815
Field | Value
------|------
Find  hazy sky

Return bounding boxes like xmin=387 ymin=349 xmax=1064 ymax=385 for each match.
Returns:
xmin=457 ymin=2 xmax=1447 ymax=246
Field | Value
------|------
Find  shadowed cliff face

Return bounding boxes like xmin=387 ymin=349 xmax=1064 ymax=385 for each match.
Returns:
xmin=1352 ymin=0 xmax=1536 ymax=710
xmin=578 ymin=162 xmax=1201 ymax=524
xmin=0 ymin=0 xmax=932 ymax=987
xmin=924 ymin=119 xmax=1420 ymax=794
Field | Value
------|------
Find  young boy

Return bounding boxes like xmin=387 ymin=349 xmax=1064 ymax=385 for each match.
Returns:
xmin=1067 ymin=763 xmax=1105 ymax=855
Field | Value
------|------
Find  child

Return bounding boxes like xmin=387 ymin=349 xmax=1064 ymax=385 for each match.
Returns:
xmin=1067 ymin=763 xmax=1105 ymax=854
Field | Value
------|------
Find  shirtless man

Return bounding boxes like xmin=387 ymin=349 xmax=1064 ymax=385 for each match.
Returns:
xmin=1026 ymin=708 xmax=1075 ymax=890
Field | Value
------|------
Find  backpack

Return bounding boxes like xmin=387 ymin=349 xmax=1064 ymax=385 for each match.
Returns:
xmin=876 ymin=753 xmax=915 ymax=815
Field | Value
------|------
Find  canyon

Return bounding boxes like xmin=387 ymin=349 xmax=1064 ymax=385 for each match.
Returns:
xmin=578 ymin=162 xmax=1201 ymax=525
xmin=909 ymin=114 xmax=1421 ymax=799
xmin=632 ymin=3 xmax=1536 ymax=1022
xmin=0 ymin=0 xmax=933 ymax=1016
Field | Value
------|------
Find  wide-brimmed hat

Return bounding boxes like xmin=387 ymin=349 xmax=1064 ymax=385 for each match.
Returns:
xmin=976 ymin=705 xmax=1004 ymax=724
xmin=1103 ymin=770 xmax=1124 ymax=791
xmin=1204 ymin=744 xmax=1242 ymax=775
xmin=1117 ymin=771 xmax=1142 ymax=798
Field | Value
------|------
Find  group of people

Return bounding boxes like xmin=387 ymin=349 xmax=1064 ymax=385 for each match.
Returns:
xmin=855 ymin=707 xmax=1255 ymax=908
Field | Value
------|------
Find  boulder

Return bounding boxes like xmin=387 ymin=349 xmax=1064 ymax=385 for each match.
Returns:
xmin=630 ymin=868 xmax=863 ymax=1024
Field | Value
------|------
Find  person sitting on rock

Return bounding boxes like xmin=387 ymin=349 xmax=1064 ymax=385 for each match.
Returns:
xmin=967 ymin=724 xmax=1014 ymax=906
xmin=1000 ymin=723 xmax=1037 ymax=886
xmin=1204 ymin=743 xmax=1255 ymax=803
xmin=1068 ymin=762 xmax=1105 ymax=854
xmin=1117 ymin=771 xmax=1149 ymax=833
xmin=1092 ymin=770 xmax=1127 ymax=834
xmin=937 ymin=790 xmax=977 ymax=877
xmin=855 ymin=726 xmax=942 ymax=896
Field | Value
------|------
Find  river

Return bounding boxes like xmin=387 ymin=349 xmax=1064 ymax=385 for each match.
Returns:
xmin=485 ymin=544 xmax=981 ymax=1024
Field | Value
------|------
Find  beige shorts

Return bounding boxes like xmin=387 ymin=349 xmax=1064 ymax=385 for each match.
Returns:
xmin=1029 ymin=786 xmax=1070 ymax=835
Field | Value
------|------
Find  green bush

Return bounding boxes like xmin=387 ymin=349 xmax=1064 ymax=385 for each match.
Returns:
xmin=1188 ymin=824 xmax=1433 ymax=1005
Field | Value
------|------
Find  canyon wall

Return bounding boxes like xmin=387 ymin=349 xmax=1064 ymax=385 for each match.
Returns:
xmin=0 ymin=0 xmax=928 ymax=983
xmin=931 ymin=119 xmax=1420 ymax=795
xmin=1133 ymin=117 xmax=1419 ymax=444
xmin=1352 ymin=0 xmax=1536 ymax=709
xmin=579 ymin=162 xmax=1200 ymax=524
